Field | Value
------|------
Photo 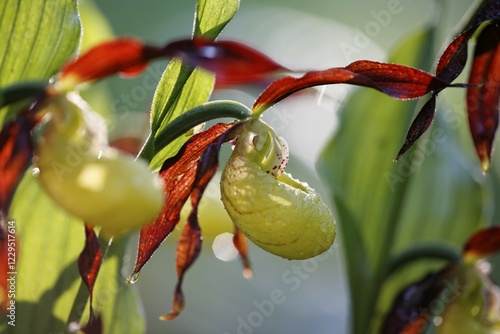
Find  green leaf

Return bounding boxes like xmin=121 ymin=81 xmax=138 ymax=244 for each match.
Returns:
xmin=317 ymin=28 xmax=489 ymax=334
xmin=373 ymin=111 xmax=488 ymax=333
xmin=1 ymin=174 xmax=85 ymax=334
xmin=145 ymin=0 xmax=239 ymax=169
xmin=81 ymin=237 xmax=146 ymax=334
xmin=146 ymin=63 xmax=214 ymax=169
xmin=0 ymin=0 xmax=81 ymax=125
xmin=0 ymin=174 xmax=146 ymax=334
xmin=194 ymin=0 xmax=240 ymax=39
xmin=0 ymin=2 xmax=86 ymax=333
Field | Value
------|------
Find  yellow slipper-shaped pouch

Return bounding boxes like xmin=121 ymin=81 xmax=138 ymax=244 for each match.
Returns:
xmin=221 ymin=118 xmax=335 ymax=260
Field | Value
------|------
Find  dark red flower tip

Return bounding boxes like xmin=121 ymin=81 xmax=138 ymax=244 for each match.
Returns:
xmin=59 ymin=38 xmax=165 ymax=89
xmin=130 ymin=123 xmax=234 ymax=279
xmin=463 ymin=226 xmax=500 ymax=261
xmin=396 ymin=95 xmax=436 ymax=160
xmin=163 ymin=38 xmax=286 ymax=86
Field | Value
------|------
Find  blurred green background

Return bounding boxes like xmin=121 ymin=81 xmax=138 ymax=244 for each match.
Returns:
xmin=83 ymin=1 xmax=474 ymax=333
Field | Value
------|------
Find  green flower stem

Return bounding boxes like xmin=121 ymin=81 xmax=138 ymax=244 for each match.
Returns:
xmin=1 ymin=81 xmax=48 ymax=108
xmin=386 ymin=242 xmax=461 ymax=278
xmin=138 ymin=100 xmax=252 ymax=162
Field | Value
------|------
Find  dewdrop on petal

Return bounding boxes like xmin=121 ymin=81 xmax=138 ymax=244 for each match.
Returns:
xmin=34 ymin=93 xmax=165 ymax=237
xmin=220 ymin=118 xmax=336 ymax=260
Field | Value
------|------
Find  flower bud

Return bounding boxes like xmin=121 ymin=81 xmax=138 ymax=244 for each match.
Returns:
xmin=221 ymin=119 xmax=335 ymax=260
xmin=34 ymin=93 xmax=164 ymax=237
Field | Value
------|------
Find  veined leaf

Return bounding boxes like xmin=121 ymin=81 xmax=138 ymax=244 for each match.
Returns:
xmin=146 ymin=0 xmax=239 ymax=169
xmin=375 ymin=111 xmax=488 ymax=333
xmin=194 ymin=0 xmax=240 ymax=39
xmin=83 ymin=237 xmax=146 ymax=334
xmin=148 ymin=62 xmax=214 ymax=170
xmin=317 ymin=26 xmax=487 ymax=334
xmin=0 ymin=0 xmax=80 ymax=125
xmin=0 ymin=174 xmax=85 ymax=334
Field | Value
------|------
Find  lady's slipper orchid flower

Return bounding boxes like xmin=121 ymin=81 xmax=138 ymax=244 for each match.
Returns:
xmin=382 ymin=226 xmax=500 ymax=334
xmin=34 ymin=93 xmax=165 ymax=237
xmin=3 ymin=1 xmax=500 ymax=324
xmin=221 ymin=118 xmax=336 ymax=260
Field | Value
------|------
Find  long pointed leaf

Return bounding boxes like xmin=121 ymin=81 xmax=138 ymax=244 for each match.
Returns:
xmin=146 ymin=0 xmax=239 ymax=169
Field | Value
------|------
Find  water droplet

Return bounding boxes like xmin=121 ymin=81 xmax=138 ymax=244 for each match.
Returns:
xmin=31 ymin=167 xmax=40 ymax=177
xmin=126 ymin=272 xmax=140 ymax=284
xmin=243 ymin=268 xmax=253 ymax=280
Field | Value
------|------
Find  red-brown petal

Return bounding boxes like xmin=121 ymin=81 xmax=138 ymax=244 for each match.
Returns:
xmin=345 ymin=60 xmax=447 ymax=96
xmin=78 ymin=224 xmax=102 ymax=323
xmin=435 ymin=27 xmax=478 ymax=83
xmin=396 ymin=95 xmax=436 ymax=160
xmin=233 ymin=228 xmax=252 ymax=279
xmin=160 ymin=124 xmax=240 ymax=319
xmin=463 ymin=226 xmax=500 ymax=261
xmin=163 ymin=38 xmax=286 ymax=86
xmin=129 ymin=123 xmax=233 ymax=279
xmin=59 ymin=39 xmax=165 ymax=87
xmin=0 ymin=114 xmax=37 ymax=216
xmin=466 ymin=22 xmax=500 ymax=172
xmin=253 ymin=61 xmax=446 ymax=114
xmin=160 ymin=218 xmax=202 ymax=320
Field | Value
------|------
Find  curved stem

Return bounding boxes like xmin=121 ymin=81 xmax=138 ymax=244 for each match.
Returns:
xmin=138 ymin=100 xmax=251 ymax=162
xmin=386 ymin=242 xmax=461 ymax=278
xmin=1 ymin=81 xmax=48 ymax=108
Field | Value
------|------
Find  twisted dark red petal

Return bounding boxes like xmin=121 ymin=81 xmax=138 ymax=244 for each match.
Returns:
xmin=463 ymin=226 xmax=500 ymax=260
xmin=396 ymin=95 xmax=436 ymax=160
xmin=60 ymin=39 xmax=165 ymax=85
xmin=253 ymin=61 xmax=447 ymax=114
xmin=466 ymin=22 xmax=500 ymax=171
xmin=77 ymin=224 xmax=102 ymax=323
xmin=130 ymin=123 xmax=233 ymax=279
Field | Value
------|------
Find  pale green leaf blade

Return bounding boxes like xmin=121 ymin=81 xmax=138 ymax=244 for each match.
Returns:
xmin=85 ymin=237 xmax=146 ymax=334
xmin=317 ymin=28 xmax=488 ymax=334
xmin=147 ymin=63 xmax=214 ymax=170
xmin=0 ymin=174 xmax=85 ymax=334
xmin=0 ymin=0 xmax=81 ymax=125
xmin=146 ymin=0 xmax=239 ymax=169
xmin=372 ymin=111 xmax=489 ymax=333
xmin=0 ymin=0 xmax=80 ymax=85
xmin=194 ymin=0 xmax=240 ymax=39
